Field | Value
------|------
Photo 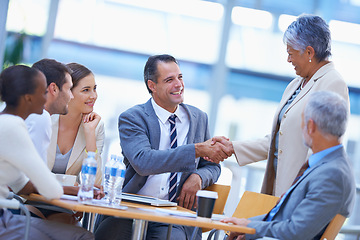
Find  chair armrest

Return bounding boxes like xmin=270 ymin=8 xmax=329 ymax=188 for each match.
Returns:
xmin=339 ymin=225 xmax=360 ymax=235
xmin=207 ymin=229 xmax=230 ymax=240
xmin=0 ymin=199 xmax=20 ymax=209
xmin=207 ymin=229 xmax=218 ymax=240
xmin=7 ymin=191 xmax=15 ymax=199
xmin=1 ymin=196 xmax=31 ymax=240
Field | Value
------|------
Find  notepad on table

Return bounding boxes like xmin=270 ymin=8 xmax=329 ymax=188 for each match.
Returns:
xmin=121 ymin=193 xmax=177 ymax=207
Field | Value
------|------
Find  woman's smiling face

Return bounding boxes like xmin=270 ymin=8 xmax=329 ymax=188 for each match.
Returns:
xmin=287 ymin=44 xmax=311 ymax=79
xmin=69 ymin=73 xmax=97 ymax=114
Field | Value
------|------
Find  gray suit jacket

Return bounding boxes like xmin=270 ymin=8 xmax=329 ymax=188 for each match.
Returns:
xmin=118 ymin=99 xmax=220 ymax=199
xmin=246 ymin=147 xmax=355 ymax=240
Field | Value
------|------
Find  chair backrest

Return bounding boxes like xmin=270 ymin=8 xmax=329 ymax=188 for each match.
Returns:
xmin=202 ymin=184 xmax=231 ymax=233
xmin=204 ymin=183 xmax=231 ymax=215
xmin=233 ymin=191 xmax=279 ymax=219
xmin=320 ymin=214 xmax=346 ymax=240
xmin=216 ymin=191 xmax=279 ymax=239
xmin=232 ymin=191 xmax=345 ymax=240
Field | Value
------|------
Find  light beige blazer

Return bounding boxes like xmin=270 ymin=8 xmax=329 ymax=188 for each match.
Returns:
xmin=47 ymin=114 xmax=105 ymax=185
xmin=233 ymin=62 xmax=349 ymax=196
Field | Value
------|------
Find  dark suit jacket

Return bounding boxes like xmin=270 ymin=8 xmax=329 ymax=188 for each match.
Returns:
xmin=118 ymin=99 xmax=220 ymax=199
xmin=246 ymin=147 xmax=355 ymax=240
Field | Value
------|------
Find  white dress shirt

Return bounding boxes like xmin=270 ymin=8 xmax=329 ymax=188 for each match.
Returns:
xmin=137 ymin=98 xmax=190 ymax=199
xmin=25 ymin=110 xmax=52 ymax=163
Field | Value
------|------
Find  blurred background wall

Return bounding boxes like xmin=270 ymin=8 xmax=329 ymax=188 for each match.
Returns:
xmin=1 ymin=0 xmax=360 ymax=238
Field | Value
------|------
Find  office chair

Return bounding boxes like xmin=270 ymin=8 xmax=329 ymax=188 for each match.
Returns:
xmin=0 ymin=192 xmax=31 ymax=240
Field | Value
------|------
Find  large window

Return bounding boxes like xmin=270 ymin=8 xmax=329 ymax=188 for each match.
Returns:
xmin=6 ymin=0 xmax=360 ymax=88
xmin=55 ymin=0 xmax=224 ymax=64
xmin=6 ymin=0 xmax=50 ymax=36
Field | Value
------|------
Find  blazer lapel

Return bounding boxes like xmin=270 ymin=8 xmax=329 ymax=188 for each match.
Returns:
xmin=274 ymin=161 xmax=321 ymax=218
xmin=144 ymin=99 xmax=161 ymax=150
xmin=283 ymin=146 xmax=344 ymax=202
xmin=178 ymin=103 xmax=197 ymax=185
xmin=182 ymin=103 xmax=196 ymax=144
xmin=47 ymin=114 xmax=60 ymax=170
xmin=271 ymin=77 xmax=302 ymax=127
xmin=67 ymin=123 xmax=86 ymax=171
xmin=286 ymin=62 xmax=332 ymax=112
xmin=286 ymin=79 xmax=315 ymax=112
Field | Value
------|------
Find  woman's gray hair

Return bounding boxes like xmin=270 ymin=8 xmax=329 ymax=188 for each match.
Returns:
xmin=283 ymin=14 xmax=331 ymax=62
xmin=304 ymin=91 xmax=348 ymax=138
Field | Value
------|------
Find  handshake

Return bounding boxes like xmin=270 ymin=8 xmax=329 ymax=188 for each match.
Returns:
xmin=195 ymin=136 xmax=234 ymax=164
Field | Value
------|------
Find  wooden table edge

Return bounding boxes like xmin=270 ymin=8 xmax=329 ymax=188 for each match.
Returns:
xmin=23 ymin=194 xmax=255 ymax=234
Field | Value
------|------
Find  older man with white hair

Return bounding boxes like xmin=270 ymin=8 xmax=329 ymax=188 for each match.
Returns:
xmin=223 ymin=91 xmax=356 ymax=240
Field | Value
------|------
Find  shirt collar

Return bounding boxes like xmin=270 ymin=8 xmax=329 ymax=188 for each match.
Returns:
xmin=151 ymin=98 xmax=185 ymax=124
xmin=308 ymin=144 xmax=342 ymax=168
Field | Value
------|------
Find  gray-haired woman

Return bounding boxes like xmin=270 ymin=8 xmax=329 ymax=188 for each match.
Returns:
xmin=214 ymin=14 xmax=350 ymax=197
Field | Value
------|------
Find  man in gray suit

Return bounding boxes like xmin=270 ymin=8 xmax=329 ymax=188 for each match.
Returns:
xmin=222 ymin=91 xmax=355 ymax=240
xmin=94 ymin=54 xmax=232 ymax=240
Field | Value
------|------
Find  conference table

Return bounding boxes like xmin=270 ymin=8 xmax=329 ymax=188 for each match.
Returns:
xmin=24 ymin=193 xmax=255 ymax=240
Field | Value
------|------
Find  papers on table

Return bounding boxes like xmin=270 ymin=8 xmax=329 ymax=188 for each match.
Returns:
xmin=211 ymin=213 xmax=228 ymax=221
xmin=155 ymin=208 xmax=197 ymax=218
xmin=60 ymin=194 xmax=127 ymax=210
xmin=61 ymin=193 xmax=177 ymax=207
xmin=154 ymin=208 xmax=228 ymax=221
xmin=61 ymin=194 xmax=78 ymax=201
xmin=84 ymin=199 xmax=127 ymax=210
xmin=121 ymin=193 xmax=177 ymax=207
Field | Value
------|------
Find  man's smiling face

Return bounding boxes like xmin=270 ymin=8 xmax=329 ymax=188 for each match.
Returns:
xmin=148 ymin=61 xmax=184 ymax=113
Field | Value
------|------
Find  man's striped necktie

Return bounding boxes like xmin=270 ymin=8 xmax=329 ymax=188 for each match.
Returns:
xmin=168 ymin=115 xmax=178 ymax=202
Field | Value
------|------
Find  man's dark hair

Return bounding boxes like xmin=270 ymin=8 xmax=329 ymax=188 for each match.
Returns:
xmin=32 ymin=58 xmax=72 ymax=90
xmin=143 ymin=54 xmax=178 ymax=94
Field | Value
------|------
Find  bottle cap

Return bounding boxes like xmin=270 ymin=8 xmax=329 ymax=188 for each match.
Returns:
xmin=87 ymin=151 xmax=96 ymax=158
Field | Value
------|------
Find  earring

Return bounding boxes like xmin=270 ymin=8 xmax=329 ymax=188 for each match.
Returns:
xmin=309 ymin=58 xmax=312 ymax=63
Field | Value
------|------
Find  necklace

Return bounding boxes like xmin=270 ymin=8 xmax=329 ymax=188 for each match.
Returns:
xmin=300 ymin=79 xmax=307 ymax=90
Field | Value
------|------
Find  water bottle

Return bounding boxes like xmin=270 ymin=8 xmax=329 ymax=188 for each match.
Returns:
xmin=107 ymin=155 xmax=126 ymax=205
xmin=78 ymin=151 xmax=97 ymax=203
xmin=114 ymin=155 xmax=126 ymax=205
xmin=103 ymin=154 xmax=116 ymax=201
xmin=107 ymin=156 xmax=119 ymax=205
